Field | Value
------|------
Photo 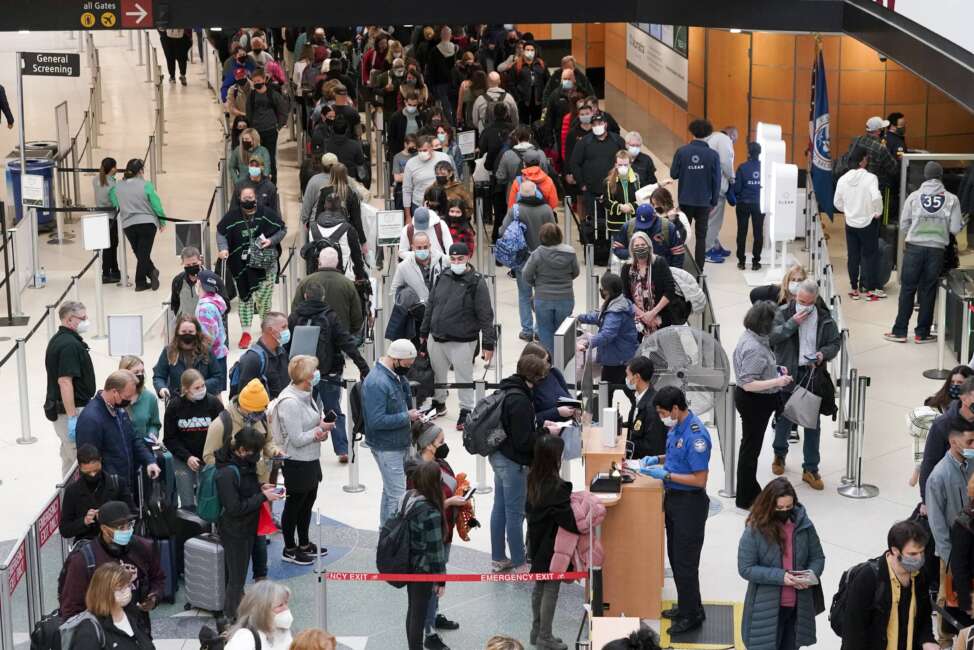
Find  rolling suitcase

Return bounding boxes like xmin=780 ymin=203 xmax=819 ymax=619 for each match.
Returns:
xmin=184 ymin=534 xmax=226 ymax=613
xmin=174 ymin=509 xmax=210 ymax=577
xmin=154 ymin=538 xmax=178 ymax=604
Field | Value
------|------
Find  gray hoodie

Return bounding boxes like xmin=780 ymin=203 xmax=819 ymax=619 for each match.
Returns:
xmin=499 ymin=195 xmax=556 ymax=251
xmin=522 ymin=244 xmax=580 ymax=301
xmin=901 ymin=179 xmax=963 ymax=249
xmin=271 ymin=383 xmax=324 ymax=463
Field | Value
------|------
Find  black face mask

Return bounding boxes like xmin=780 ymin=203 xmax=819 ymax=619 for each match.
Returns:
xmin=82 ymin=472 xmax=102 ymax=487
xmin=435 ymin=176 xmax=449 ymax=186
xmin=434 ymin=443 xmax=450 ymax=460
xmin=393 ymin=361 xmax=411 ymax=376
xmin=773 ymin=509 xmax=793 ymax=523
xmin=179 ymin=333 xmax=197 ymax=346
xmin=240 ymin=199 xmax=257 ymax=210
xmin=254 ymin=83 xmax=266 ymax=90
xmin=242 ymin=141 xmax=253 ymax=150
xmin=407 ymin=147 xmax=417 ymax=154
xmin=236 ymin=79 xmax=248 ymax=87
xmin=185 ymin=264 xmax=201 ymax=276
xmin=135 ymin=374 xmax=145 ymax=391
xmin=116 ymin=397 xmax=132 ymax=409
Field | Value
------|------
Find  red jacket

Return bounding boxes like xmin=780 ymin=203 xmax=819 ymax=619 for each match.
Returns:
xmin=508 ymin=166 xmax=559 ymax=211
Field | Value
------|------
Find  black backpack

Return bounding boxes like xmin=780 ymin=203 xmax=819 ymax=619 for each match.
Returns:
xmin=829 ymin=557 xmax=881 ymax=637
xmin=376 ymin=493 xmax=423 ymax=588
xmin=302 ymin=221 xmax=349 ymax=275
xmin=32 ymin=542 xmax=99 ymax=650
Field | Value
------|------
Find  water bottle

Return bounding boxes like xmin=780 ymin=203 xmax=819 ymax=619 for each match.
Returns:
xmin=37 ymin=266 xmax=47 ymax=288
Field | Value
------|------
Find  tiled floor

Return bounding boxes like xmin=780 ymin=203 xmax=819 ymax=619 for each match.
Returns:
xmin=0 ymin=29 xmax=960 ymax=650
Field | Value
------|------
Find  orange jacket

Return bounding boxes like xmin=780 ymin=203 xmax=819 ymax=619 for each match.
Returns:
xmin=507 ymin=166 xmax=559 ymax=211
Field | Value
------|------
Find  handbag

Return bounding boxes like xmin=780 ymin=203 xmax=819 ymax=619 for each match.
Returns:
xmin=782 ymin=369 xmax=822 ymax=430
xmin=247 ymin=235 xmax=278 ymax=271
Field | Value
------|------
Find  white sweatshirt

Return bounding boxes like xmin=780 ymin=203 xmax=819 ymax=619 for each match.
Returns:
xmin=834 ymin=168 xmax=883 ymax=228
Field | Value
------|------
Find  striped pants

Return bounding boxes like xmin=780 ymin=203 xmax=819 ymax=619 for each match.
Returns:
xmin=238 ymin=271 xmax=276 ymax=329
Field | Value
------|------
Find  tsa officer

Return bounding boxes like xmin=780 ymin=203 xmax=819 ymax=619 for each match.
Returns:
xmin=639 ymin=385 xmax=712 ymax=634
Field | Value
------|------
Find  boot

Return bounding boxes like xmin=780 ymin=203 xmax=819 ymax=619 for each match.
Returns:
xmin=536 ymin=581 xmax=566 ymax=649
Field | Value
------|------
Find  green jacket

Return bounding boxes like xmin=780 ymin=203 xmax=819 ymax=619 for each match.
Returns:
xmin=127 ymin=388 xmax=161 ymax=438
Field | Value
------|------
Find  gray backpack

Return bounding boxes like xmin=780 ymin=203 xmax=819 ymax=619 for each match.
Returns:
xmin=59 ymin=611 xmax=104 ymax=650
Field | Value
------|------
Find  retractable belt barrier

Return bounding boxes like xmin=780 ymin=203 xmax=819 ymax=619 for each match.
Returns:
xmin=325 ymin=571 xmax=587 ymax=583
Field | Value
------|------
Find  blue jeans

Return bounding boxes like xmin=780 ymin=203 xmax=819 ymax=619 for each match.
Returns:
xmin=425 ymin=543 xmax=452 ymax=633
xmin=317 ymin=375 xmax=348 ymax=456
xmin=534 ymin=298 xmax=575 ymax=355
xmin=489 ymin=452 xmax=527 ymax=565
xmin=892 ymin=243 xmax=944 ymax=338
xmin=514 ymin=269 xmax=535 ymax=336
xmin=372 ymin=447 xmax=408 ymax=526
xmin=772 ymin=369 xmax=821 ymax=473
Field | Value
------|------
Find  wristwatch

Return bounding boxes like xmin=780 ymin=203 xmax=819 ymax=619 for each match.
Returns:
xmin=664 ymin=472 xmax=672 ymax=481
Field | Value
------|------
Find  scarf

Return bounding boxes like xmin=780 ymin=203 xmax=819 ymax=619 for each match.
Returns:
xmin=628 ymin=263 xmax=655 ymax=335
xmin=436 ymin=41 xmax=456 ymax=58
xmin=885 ymin=554 xmax=916 ymax=650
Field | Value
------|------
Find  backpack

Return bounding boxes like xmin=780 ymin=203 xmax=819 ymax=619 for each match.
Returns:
xmin=461 ymin=388 xmax=513 ymax=456
xmin=626 ymin=216 xmax=672 ymax=250
xmin=482 ymin=90 xmax=508 ymax=127
xmin=196 ymin=411 xmax=239 ymax=523
xmin=54 ymin=612 xmax=104 ymax=650
xmin=494 ymin=205 xmax=529 ymax=270
xmin=829 ymin=557 xmax=881 ymax=637
xmin=56 ymin=539 xmax=97 ymax=605
xmin=375 ymin=493 xmax=424 ymax=588
xmin=228 ymin=346 xmax=268 ymax=399
xmin=309 ymin=221 xmax=350 ymax=273
xmin=406 ymin=222 xmax=446 ymax=251
xmin=348 ymin=381 xmax=365 ymax=438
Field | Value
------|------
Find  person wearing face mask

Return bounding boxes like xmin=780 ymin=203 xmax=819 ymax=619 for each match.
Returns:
xmin=271 ymin=356 xmax=336 ymax=565
xmin=624 ymin=357 xmax=667 ymax=459
xmin=93 ymin=157 xmax=121 ymax=283
xmin=444 ymin=198 xmax=476 ymax=256
xmin=231 ymin=155 xmax=281 ymax=214
xmin=737 ymin=478 xmax=825 ymax=650
xmin=361 ymin=339 xmax=424 ymax=526
xmin=436 ymin=161 xmax=473 ymax=212
xmin=540 ymin=68 xmax=579 ymax=148
xmin=388 ymin=93 xmax=426 ymax=170
xmin=839 ymin=520 xmax=937 ymax=650
xmin=45 ymin=301 xmax=97 ymax=476
xmin=226 ymin=67 xmax=253 ymax=120
xmin=924 ymin=366 xmax=974 ymax=415
xmin=60 ymin=445 xmax=133 ymax=542
xmin=541 ymin=55 xmax=596 ymax=108
xmin=69 ymin=562 xmax=156 ymax=650
xmin=215 ymin=427 xmax=285 ymax=619
xmin=926 ymin=429 xmax=974 ymax=582
xmin=625 ymin=132 xmax=657 ymax=188
xmin=576 ymin=273 xmax=640 ymax=409
xmin=118 ymin=355 xmax=161 ymax=445
xmin=497 ymin=130 xmax=555 ymax=207
xmin=621 ymin=231 xmax=678 ymax=336
xmin=637 ymin=386 xmax=712 ymax=634
xmin=387 ymin=231 xmax=448 ymax=346
xmin=169 ymin=247 xmax=230 ymax=327
xmin=435 ymin=126 xmax=466 ymax=182
xmin=569 ymin=114 xmax=625 ymax=258
xmin=164 ymin=369 xmax=224 ymax=508
xmin=244 ymin=70 xmax=289 ymax=183
xmin=391 ymin=133 xmax=419 ymax=210
xmin=749 ymin=264 xmax=808 ymax=306
xmin=223 ymin=580 xmax=294 ymax=650
xmin=605 ymin=150 xmax=642 ymax=236
xmin=611 ymin=202 xmax=687 ymax=268
xmin=402 ymin=136 xmax=455 ymax=223
xmin=510 ymin=41 xmax=549 ymax=126
xmin=109 ymin=159 xmax=167 ymax=292
xmin=372 ymin=57 xmax=410 ymax=124
xmin=220 ymin=44 xmax=256 ymax=102
xmin=229 ymin=128 xmax=271 ymax=184
xmin=702 ymin=125 xmax=738 ymax=264
xmin=234 ymin=312 xmax=292 ymax=400
xmin=194 ymin=270 xmax=230 ymax=390
xmin=152 ymin=315 xmax=223 ymax=400
xmin=59 ymin=500 xmax=165 ymax=624
xmin=405 ymin=422 xmax=468 ymax=649
xmin=77 ymin=371 xmax=161 ymax=496
xmin=247 ymin=36 xmax=274 ymax=67
xmin=421 ymin=243 xmax=496 ymax=428
xmin=399 ymin=206 xmax=453 ymax=260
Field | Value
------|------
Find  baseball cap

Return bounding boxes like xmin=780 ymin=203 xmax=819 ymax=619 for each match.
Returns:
xmin=591 ymin=113 xmax=607 ymax=123
xmin=198 ymin=269 xmax=220 ymax=292
xmin=635 ymin=203 xmax=656 ymax=224
xmin=98 ymin=501 xmax=136 ymax=527
xmin=448 ymin=243 xmax=470 ymax=257
xmin=320 ymin=152 xmax=338 ymax=167
xmin=866 ymin=116 xmax=889 ymax=131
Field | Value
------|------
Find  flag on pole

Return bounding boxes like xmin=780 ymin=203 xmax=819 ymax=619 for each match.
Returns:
xmin=809 ymin=47 xmax=834 ymax=219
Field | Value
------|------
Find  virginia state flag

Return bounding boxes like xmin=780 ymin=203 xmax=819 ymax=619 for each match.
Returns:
xmin=809 ymin=48 xmax=835 ymax=219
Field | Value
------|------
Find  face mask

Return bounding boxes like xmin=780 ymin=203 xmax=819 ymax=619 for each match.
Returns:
xmin=242 ymin=141 xmax=253 ymax=150
xmin=435 ymin=176 xmax=449 ymax=186
xmin=254 ymin=83 xmax=266 ymax=90
xmin=252 ymin=48 xmax=263 ymax=55
xmin=788 ymin=281 xmax=800 ymax=295
xmin=179 ymin=333 xmax=197 ymax=346
xmin=434 ymin=443 xmax=450 ymax=460
xmin=236 ymin=78 xmax=248 ymax=87
xmin=185 ymin=264 xmax=201 ymax=276
xmin=116 ymin=397 xmax=132 ymax=409
xmin=240 ymin=199 xmax=257 ymax=210
xmin=189 ymin=387 xmax=207 ymax=402
xmin=393 ymin=361 xmax=411 ymax=376
xmin=278 ymin=329 xmax=291 ymax=346
xmin=404 ymin=105 xmax=418 ymax=115
xmin=414 ymin=249 xmax=430 ymax=261
xmin=561 ymin=80 xmax=574 ymax=90
xmin=248 ymin=166 xmax=262 ymax=178
xmin=76 ymin=319 xmax=91 ymax=334
xmin=273 ymin=609 xmax=294 ymax=630
xmin=243 ymin=412 xmax=264 ymax=424
xmin=112 ymin=528 xmax=134 ymax=546
xmin=135 ymin=374 xmax=145 ymax=391
xmin=592 ymin=124 xmax=606 ymax=136
xmin=82 ymin=472 xmax=101 ymax=486
xmin=796 ymin=303 xmax=815 ymax=315
xmin=114 ymin=588 xmax=133 ymax=608
xmin=773 ymin=509 xmax=793 ymax=522
xmin=661 ymin=416 xmax=676 ymax=428
xmin=451 ymin=263 xmax=467 ymax=275
xmin=897 ymin=552 xmax=924 ymax=573
xmin=418 ymin=151 xmax=432 ymax=162
xmin=579 ymin=114 xmax=592 ymax=125
xmin=633 ymin=248 xmax=650 ymax=260
xmin=617 ymin=164 xmax=629 ymax=175
xmin=312 ymin=370 xmax=321 ymax=387
xmin=436 ymin=133 xmax=448 ymax=144
xmin=524 ymin=50 xmax=535 ymax=61
xmin=627 ymin=146 xmax=641 ymax=157
xmin=393 ymin=68 xmax=405 ymax=77
xmin=950 ymin=384 xmax=962 ymax=399
xmin=962 ymin=448 xmax=974 ymax=460
xmin=625 ymin=378 xmax=636 ymax=391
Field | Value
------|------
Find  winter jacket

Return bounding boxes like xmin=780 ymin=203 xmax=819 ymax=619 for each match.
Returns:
xmin=170 ymin=271 xmax=231 ymax=323
xmin=569 ymin=131 xmax=626 ymax=193
xmin=631 ymin=152 xmax=658 ymax=188
xmin=231 ymin=176 xmax=281 ymax=215
xmin=390 ymin=251 xmax=448 ymax=304
xmin=75 ymin=393 xmax=156 ymax=491
xmin=927 ymin=451 xmax=974 ymax=559
xmin=523 ymin=244 xmax=580 ymax=301
xmin=163 ymin=394 xmax=225 ymax=463
xmin=531 ymin=367 xmax=572 ymax=425
xmin=509 ymin=57 xmax=549 ymax=107
xmin=442 ymin=179 xmax=473 ymax=214
xmin=291 ymin=269 xmax=363 ymax=334
xmin=950 ymin=509 xmax=974 ymax=611
xmin=152 ymin=347 xmax=223 ymax=397
xmin=323 ymin=134 xmax=367 ymax=182
xmin=478 ymin=119 xmax=515 ymax=174
xmin=215 ymin=454 xmax=266 ymax=539
xmin=541 ymin=69 xmax=595 ymax=107
xmin=499 ymin=195 xmax=556 ymax=251
xmin=472 ymin=87 xmax=519 ymax=133
xmin=215 ymin=204 xmax=285 ymax=301
xmin=447 ymin=218 xmax=477 ymax=256
xmin=288 ymin=299 xmax=370 ymax=377
xmin=578 ymin=294 xmax=640 ymax=367
xmin=59 ymin=471 xmax=131 ymax=540
xmin=769 ymin=301 xmax=840 ymax=379
xmin=920 ymin=401 xmax=974 ymax=502
xmin=420 ymin=267 xmax=496 ymax=350
xmin=68 ymin=612 xmax=155 ymax=650
xmin=202 ymin=401 xmax=278 ymax=482
xmin=834 ymin=168 xmax=883 ymax=228
xmin=196 ymin=293 xmax=229 ymax=360
xmin=605 ymin=170 xmax=642 ymax=234
xmin=496 ymin=375 xmax=542 ymax=467
xmin=847 ymin=133 xmax=898 ymax=187
xmin=901 ymin=179 xmax=963 ymax=249
xmin=398 ymin=212 xmax=454 ymax=258
xmin=300 ymin=172 xmax=331 ymax=225
xmin=361 ymin=362 xmax=413 ymax=451
xmin=506 ymin=166 xmax=559 ymax=211
xmin=670 ymin=140 xmax=722 ymax=208
xmin=734 ymin=157 xmax=762 ymax=205
xmin=387 ymin=109 xmax=426 ymax=160
xmin=738 ymin=505 xmax=825 ymax=650
xmin=526 ymin=479 xmax=581 ymax=574
xmin=611 ymin=213 xmax=687 ymax=267
xmin=271 ymin=383 xmax=324 ymax=462
xmin=549 ymin=491 xmax=605 ymax=574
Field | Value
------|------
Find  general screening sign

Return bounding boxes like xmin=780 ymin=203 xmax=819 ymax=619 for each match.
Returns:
xmin=20 ymin=52 xmax=81 ymax=77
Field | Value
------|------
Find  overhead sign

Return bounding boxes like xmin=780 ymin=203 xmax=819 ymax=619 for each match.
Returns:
xmin=79 ymin=0 xmax=118 ymax=29
xmin=20 ymin=52 xmax=81 ymax=77
xmin=626 ymin=23 xmax=689 ymax=108
xmin=121 ymin=0 xmax=152 ymax=28
xmin=21 ymin=174 xmax=45 ymax=208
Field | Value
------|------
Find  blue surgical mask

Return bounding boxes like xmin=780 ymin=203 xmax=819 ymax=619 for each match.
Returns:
xmin=625 ymin=378 xmax=636 ymax=391
xmin=450 ymin=263 xmax=466 ymax=275
xmin=962 ymin=448 xmax=974 ymax=460
xmin=561 ymin=80 xmax=574 ymax=90
xmin=312 ymin=370 xmax=321 ymax=387
xmin=112 ymin=528 xmax=134 ymax=546
xmin=437 ymin=133 xmax=447 ymax=144
xmin=414 ymin=249 xmax=430 ymax=261
xmin=248 ymin=166 xmax=261 ymax=177
xmin=279 ymin=329 xmax=291 ymax=345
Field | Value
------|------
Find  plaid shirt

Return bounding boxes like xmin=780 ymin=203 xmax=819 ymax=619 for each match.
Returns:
xmin=409 ymin=498 xmax=447 ymax=575
xmin=849 ymin=134 xmax=898 ymax=184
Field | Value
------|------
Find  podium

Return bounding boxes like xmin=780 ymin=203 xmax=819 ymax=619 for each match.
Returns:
xmin=583 ymin=425 xmax=665 ymax=619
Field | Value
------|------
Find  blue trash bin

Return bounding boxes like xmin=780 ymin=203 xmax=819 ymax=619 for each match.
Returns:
xmin=5 ymin=158 xmax=56 ymax=227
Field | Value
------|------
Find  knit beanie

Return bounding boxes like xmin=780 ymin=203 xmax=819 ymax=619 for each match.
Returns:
xmin=924 ymin=161 xmax=943 ymax=180
xmin=238 ymin=379 xmax=269 ymax=412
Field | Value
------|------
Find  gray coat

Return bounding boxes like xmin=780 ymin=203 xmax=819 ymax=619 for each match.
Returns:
xmin=522 ymin=244 xmax=579 ymax=301
xmin=769 ymin=301 xmax=840 ymax=379
xmin=738 ymin=504 xmax=825 ymax=650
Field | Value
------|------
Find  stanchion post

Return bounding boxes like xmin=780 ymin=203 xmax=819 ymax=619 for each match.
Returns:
xmin=474 ymin=380 xmax=492 ymax=494
xmin=117 ymin=212 xmax=131 ymax=287
xmin=563 ymin=197 xmax=574 ymax=246
xmin=834 ymin=329 xmax=850 ymax=439
xmin=16 ymin=338 xmax=37 ymax=444
xmin=92 ymin=250 xmax=106 ymax=339
xmin=597 ymin=381 xmax=609 ymax=425
xmin=46 ymin=305 xmax=56 ymax=340
xmin=585 ymin=244 xmax=595 ymax=312
xmin=0 ymin=565 xmax=13 ymax=650
xmin=342 ymin=379 xmax=366 ymax=493
xmin=962 ymin=299 xmax=973 ymax=367
xmin=26 ymin=525 xmax=41 ymax=628
xmin=145 ymin=34 xmax=152 ymax=82
xmin=717 ymin=383 xmax=737 ymax=499
xmin=924 ymin=281 xmax=950 ymax=379
xmin=838 ymin=376 xmax=879 ymax=499
xmin=840 ymin=367 xmax=859 ymax=485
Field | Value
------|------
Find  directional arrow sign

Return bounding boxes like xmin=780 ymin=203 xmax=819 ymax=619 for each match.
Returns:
xmin=120 ymin=0 xmax=153 ymax=28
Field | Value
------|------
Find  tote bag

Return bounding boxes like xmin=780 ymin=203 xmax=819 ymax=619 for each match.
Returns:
xmin=782 ymin=368 xmax=822 ymax=430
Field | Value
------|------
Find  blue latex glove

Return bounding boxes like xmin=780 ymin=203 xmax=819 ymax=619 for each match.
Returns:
xmin=67 ymin=415 xmax=78 ymax=442
xmin=640 ymin=455 xmax=660 ymax=468
xmin=641 ymin=466 xmax=668 ymax=480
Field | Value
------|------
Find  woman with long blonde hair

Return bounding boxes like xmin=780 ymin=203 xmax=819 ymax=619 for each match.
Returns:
xmin=229 ymin=128 xmax=271 ymax=183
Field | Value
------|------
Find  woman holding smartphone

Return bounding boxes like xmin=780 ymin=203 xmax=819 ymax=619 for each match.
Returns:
xmin=271 ymin=355 xmax=334 ymax=566
xmin=737 ymin=478 xmax=825 ymax=650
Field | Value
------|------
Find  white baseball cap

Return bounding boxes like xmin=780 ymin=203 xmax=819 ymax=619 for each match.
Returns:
xmin=866 ymin=116 xmax=890 ymax=131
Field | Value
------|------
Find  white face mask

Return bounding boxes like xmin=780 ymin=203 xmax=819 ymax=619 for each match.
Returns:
xmin=450 ymin=263 xmax=467 ymax=275
xmin=76 ymin=319 xmax=91 ymax=334
xmin=627 ymin=145 xmax=641 ymax=157
xmin=273 ymin=609 xmax=294 ymax=629
xmin=625 ymin=378 xmax=636 ymax=391
xmin=788 ymin=281 xmax=800 ymax=295
xmin=592 ymin=124 xmax=606 ymax=137
xmin=661 ymin=416 xmax=676 ymax=428
xmin=797 ymin=303 xmax=815 ymax=315
xmin=617 ymin=164 xmax=629 ymax=175
xmin=114 ymin=588 xmax=132 ymax=608
xmin=418 ymin=150 xmax=432 ymax=162
xmin=524 ymin=50 xmax=535 ymax=61
xmin=189 ymin=388 xmax=207 ymax=402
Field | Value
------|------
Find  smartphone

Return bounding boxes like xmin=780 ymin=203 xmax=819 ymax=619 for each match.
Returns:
xmin=323 ymin=410 xmax=337 ymax=423
xmin=461 ymin=487 xmax=477 ymax=501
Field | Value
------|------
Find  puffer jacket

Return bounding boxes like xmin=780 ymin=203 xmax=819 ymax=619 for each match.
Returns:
xmin=738 ymin=504 xmax=825 ymax=650
xmin=549 ymin=491 xmax=606 ymax=574
xmin=578 ymin=294 xmax=640 ymax=367
xmin=507 ymin=166 xmax=559 ymax=211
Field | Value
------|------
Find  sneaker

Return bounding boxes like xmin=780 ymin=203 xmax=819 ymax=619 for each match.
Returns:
xmin=434 ymin=614 xmax=460 ymax=631
xmin=431 ymin=401 xmax=447 ymax=418
xmin=456 ymin=409 xmax=470 ymax=431
xmin=424 ymin=633 xmax=450 ymax=650
xmin=169 ymin=76 xmax=176 ymax=83
xmin=299 ymin=542 xmax=327 ymax=556
xmin=771 ymin=456 xmax=785 ymax=475
xmin=282 ymin=548 xmax=313 ymax=565
xmin=511 ymin=564 xmax=531 ymax=574
xmin=915 ymin=335 xmax=937 ymax=344
xmin=705 ymin=251 xmax=725 ymax=264
xmin=338 ymin=454 xmax=349 ymax=464
xmin=180 ymin=76 xmax=187 ymax=86
xmin=518 ymin=330 xmax=534 ymax=342
xmin=870 ymin=289 xmax=888 ymax=299
xmin=802 ymin=471 xmax=824 ymax=490
xmin=716 ymin=244 xmax=732 ymax=257
xmin=751 ymin=261 xmax=762 ymax=271
xmin=862 ymin=293 xmax=880 ymax=302
xmin=238 ymin=332 xmax=252 ymax=349
xmin=883 ymin=332 xmax=907 ymax=343
xmin=736 ymin=261 xmax=746 ymax=270
xmin=134 ymin=284 xmax=150 ymax=292
xmin=149 ymin=268 xmax=160 ymax=291
xmin=491 ymin=559 xmax=513 ymax=573
xmin=788 ymin=430 xmax=800 ymax=444
xmin=849 ymin=290 xmax=861 ymax=301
